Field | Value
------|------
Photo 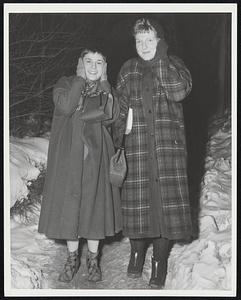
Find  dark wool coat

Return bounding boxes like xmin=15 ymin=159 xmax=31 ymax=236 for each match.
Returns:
xmin=38 ymin=76 xmax=122 ymax=240
xmin=113 ymin=55 xmax=193 ymax=240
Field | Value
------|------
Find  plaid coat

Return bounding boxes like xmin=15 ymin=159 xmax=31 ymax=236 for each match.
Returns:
xmin=113 ymin=55 xmax=193 ymax=240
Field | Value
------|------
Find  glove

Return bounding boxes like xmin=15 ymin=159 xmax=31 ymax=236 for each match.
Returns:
xmin=100 ymin=62 xmax=107 ymax=81
xmin=156 ymin=38 xmax=168 ymax=61
xmin=76 ymin=57 xmax=86 ymax=79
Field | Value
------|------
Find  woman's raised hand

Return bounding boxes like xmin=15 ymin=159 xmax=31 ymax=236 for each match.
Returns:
xmin=100 ymin=62 xmax=107 ymax=81
xmin=157 ymin=38 xmax=168 ymax=61
xmin=76 ymin=57 xmax=86 ymax=79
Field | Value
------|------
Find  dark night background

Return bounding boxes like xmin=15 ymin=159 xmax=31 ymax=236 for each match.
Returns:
xmin=9 ymin=13 xmax=231 ymax=231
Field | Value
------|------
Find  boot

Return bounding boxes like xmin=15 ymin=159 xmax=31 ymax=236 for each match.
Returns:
xmin=58 ymin=249 xmax=80 ymax=282
xmin=127 ymin=239 xmax=146 ymax=278
xmin=149 ymin=256 xmax=168 ymax=289
xmin=86 ymin=250 xmax=102 ymax=282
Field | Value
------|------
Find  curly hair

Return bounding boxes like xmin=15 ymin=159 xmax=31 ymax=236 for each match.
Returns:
xmin=133 ymin=18 xmax=165 ymax=39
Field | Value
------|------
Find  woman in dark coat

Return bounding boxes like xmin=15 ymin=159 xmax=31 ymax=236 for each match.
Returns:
xmin=38 ymin=47 xmax=122 ymax=283
xmin=113 ymin=18 xmax=193 ymax=288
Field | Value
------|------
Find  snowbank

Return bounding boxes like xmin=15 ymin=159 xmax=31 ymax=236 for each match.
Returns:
xmin=165 ymin=111 xmax=232 ymax=290
xmin=9 ymin=136 xmax=50 ymax=289
xmin=10 ymin=136 xmax=49 ymax=207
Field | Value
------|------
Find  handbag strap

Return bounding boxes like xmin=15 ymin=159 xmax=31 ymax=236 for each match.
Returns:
xmin=120 ymin=133 xmax=126 ymax=150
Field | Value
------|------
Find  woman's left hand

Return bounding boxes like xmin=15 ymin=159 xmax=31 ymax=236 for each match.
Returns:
xmin=101 ymin=62 xmax=107 ymax=81
xmin=157 ymin=39 xmax=168 ymax=61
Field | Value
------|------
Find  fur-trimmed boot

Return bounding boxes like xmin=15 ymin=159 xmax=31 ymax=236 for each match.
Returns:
xmin=86 ymin=250 xmax=102 ymax=282
xmin=58 ymin=249 xmax=80 ymax=282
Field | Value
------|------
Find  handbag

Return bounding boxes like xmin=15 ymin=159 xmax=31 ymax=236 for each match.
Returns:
xmin=77 ymin=91 xmax=113 ymax=122
xmin=109 ymin=133 xmax=127 ymax=187
xmin=109 ymin=107 xmax=132 ymax=187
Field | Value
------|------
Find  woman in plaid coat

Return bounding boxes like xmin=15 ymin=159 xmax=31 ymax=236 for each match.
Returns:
xmin=113 ymin=18 xmax=193 ymax=288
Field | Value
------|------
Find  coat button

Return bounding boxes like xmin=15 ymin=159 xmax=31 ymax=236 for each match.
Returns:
xmin=148 ymin=109 xmax=152 ymax=114
xmin=174 ymin=140 xmax=178 ymax=145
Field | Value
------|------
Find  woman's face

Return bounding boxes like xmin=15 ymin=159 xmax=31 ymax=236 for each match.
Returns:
xmin=83 ymin=52 xmax=105 ymax=81
xmin=135 ymin=30 xmax=160 ymax=61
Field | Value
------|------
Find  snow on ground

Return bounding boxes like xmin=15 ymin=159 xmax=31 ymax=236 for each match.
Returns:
xmin=8 ymin=111 xmax=232 ymax=291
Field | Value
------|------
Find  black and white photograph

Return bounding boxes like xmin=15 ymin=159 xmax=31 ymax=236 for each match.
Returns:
xmin=4 ymin=3 xmax=237 ymax=297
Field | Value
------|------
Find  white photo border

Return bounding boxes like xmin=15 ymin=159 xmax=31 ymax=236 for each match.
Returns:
xmin=4 ymin=2 xmax=237 ymax=297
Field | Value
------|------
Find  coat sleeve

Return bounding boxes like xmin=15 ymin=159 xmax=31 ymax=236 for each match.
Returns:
xmin=158 ymin=55 xmax=192 ymax=102
xmin=112 ymin=66 xmax=130 ymax=148
xmin=53 ymin=76 xmax=86 ymax=115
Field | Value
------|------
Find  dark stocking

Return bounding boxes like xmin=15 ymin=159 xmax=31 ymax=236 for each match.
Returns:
xmin=152 ymin=237 xmax=170 ymax=261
